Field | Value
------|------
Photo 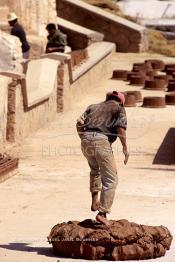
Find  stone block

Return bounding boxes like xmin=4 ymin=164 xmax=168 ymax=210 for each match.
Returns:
xmin=24 ymin=58 xmax=60 ymax=108
xmin=0 ymin=30 xmax=22 ymax=72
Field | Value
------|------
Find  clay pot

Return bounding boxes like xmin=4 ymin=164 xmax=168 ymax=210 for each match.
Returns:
xmin=146 ymin=71 xmax=156 ymax=80
xmin=142 ymin=96 xmax=166 ymax=108
xmin=144 ymin=61 xmax=153 ymax=72
xmin=132 ymin=63 xmax=146 ymax=72
xmin=145 ymin=59 xmax=165 ymax=71
xmin=154 ymin=74 xmax=170 ymax=84
xmin=112 ymin=70 xmax=128 ymax=80
xmin=167 ymin=81 xmax=175 ymax=92
xmin=165 ymin=67 xmax=175 ymax=75
xmin=165 ymin=94 xmax=175 ymax=105
xmin=129 ymin=75 xmax=145 ymax=86
xmin=125 ymin=91 xmax=142 ymax=102
xmin=124 ymin=94 xmax=137 ymax=107
xmin=144 ymin=78 xmax=166 ymax=90
xmin=127 ymin=71 xmax=145 ymax=81
xmin=164 ymin=63 xmax=175 ymax=71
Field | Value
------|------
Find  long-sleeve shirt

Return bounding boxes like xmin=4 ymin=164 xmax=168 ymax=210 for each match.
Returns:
xmin=11 ymin=22 xmax=30 ymax=53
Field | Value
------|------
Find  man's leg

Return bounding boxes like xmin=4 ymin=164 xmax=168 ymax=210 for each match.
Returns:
xmin=88 ymin=160 xmax=101 ymax=211
xmin=81 ymin=138 xmax=102 ymax=211
xmin=95 ymin=140 xmax=118 ymax=226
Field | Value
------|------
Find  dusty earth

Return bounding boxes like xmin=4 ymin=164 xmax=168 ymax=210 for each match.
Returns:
xmin=0 ymin=53 xmax=175 ymax=262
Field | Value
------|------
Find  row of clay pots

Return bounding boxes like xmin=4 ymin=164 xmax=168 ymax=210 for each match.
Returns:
xmin=112 ymin=59 xmax=175 ymax=85
xmin=124 ymin=92 xmax=175 ymax=108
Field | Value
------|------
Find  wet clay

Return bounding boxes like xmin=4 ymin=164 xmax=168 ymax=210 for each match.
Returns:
xmin=48 ymin=219 xmax=172 ymax=260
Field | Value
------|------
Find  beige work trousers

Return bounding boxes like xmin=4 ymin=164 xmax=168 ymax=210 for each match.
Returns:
xmin=81 ymin=132 xmax=118 ymax=214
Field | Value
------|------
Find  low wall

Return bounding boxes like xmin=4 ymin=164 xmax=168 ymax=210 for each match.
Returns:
xmin=59 ymin=42 xmax=115 ymax=110
xmin=0 ymin=40 xmax=114 ymax=148
xmin=7 ymin=78 xmax=58 ymax=143
xmin=4 ymin=58 xmax=60 ymax=142
xmin=57 ymin=0 xmax=148 ymax=52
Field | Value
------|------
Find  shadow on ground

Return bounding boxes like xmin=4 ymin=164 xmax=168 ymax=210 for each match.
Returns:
xmin=153 ymin=128 xmax=175 ymax=165
xmin=0 ymin=243 xmax=55 ymax=258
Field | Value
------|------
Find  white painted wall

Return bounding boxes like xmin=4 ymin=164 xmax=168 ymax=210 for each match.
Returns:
xmin=118 ymin=0 xmax=175 ymax=19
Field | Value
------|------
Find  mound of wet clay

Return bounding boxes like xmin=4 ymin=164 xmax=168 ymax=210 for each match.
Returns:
xmin=48 ymin=219 xmax=173 ymax=260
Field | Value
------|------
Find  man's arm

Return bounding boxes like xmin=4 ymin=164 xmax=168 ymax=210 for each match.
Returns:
xmin=76 ymin=107 xmax=90 ymax=139
xmin=117 ymin=127 xmax=129 ymax=165
xmin=76 ymin=121 xmax=84 ymax=139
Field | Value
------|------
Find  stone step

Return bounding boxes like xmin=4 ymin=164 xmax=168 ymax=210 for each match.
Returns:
xmin=72 ymin=41 xmax=115 ymax=81
xmin=56 ymin=17 xmax=104 ymax=50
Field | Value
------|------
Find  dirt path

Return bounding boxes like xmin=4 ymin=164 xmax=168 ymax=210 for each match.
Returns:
xmin=0 ymin=53 xmax=175 ymax=262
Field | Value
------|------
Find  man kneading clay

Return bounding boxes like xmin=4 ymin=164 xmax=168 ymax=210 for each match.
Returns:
xmin=76 ymin=91 xmax=129 ymax=226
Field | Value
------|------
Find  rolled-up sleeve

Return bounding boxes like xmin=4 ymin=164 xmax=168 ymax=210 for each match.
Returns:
xmin=113 ymin=107 xmax=127 ymax=130
xmin=76 ymin=106 xmax=91 ymax=125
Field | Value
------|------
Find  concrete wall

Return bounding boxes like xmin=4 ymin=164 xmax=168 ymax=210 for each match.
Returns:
xmin=5 ymin=58 xmax=60 ymax=142
xmin=6 ymin=78 xmax=58 ymax=143
xmin=0 ymin=76 xmax=10 ymax=150
xmin=0 ymin=30 xmax=22 ymax=72
xmin=57 ymin=42 xmax=115 ymax=110
xmin=57 ymin=0 xmax=148 ymax=52
xmin=0 ymin=39 xmax=115 ymax=149
xmin=0 ymin=0 xmax=57 ymax=36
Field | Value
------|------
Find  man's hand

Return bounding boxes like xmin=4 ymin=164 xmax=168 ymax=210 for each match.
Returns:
xmin=123 ymin=147 xmax=129 ymax=165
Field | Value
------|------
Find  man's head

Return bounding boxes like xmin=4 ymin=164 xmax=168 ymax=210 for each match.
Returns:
xmin=7 ymin=12 xmax=18 ymax=26
xmin=106 ymin=91 xmax=125 ymax=106
xmin=46 ymin=23 xmax=57 ymax=36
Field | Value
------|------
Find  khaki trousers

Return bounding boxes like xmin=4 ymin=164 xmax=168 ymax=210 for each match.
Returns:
xmin=81 ymin=132 xmax=118 ymax=213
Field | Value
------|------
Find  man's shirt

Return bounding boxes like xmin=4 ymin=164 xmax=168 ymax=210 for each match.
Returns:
xmin=77 ymin=100 xmax=127 ymax=143
xmin=11 ymin=23 xmax=30 ymax=53
xmin=46 ymin=30 xmax=67 ymax=51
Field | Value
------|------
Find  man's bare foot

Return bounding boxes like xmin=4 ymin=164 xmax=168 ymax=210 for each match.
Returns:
xmin=96 ymin=212 xmax=110 ymax=227
xmin=91 ymin=192 xmax=99 ymax=211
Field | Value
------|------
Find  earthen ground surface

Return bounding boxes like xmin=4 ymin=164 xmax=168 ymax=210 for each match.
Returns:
xmin=0 ymin=53 xmax=175 ymax=262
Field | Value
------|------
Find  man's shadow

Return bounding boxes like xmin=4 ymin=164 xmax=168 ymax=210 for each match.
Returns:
xmin=0 ymin=243 xmax=55 ymax=258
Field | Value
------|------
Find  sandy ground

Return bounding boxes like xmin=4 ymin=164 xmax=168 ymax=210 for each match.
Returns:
xmin=0 ymin=53 xmax=175 ymax=262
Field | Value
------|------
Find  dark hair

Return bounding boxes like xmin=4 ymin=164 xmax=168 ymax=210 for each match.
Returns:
xmin=107 ymin=95 xmax=121 ymax=103
xmin=46 ymin=23 xmax=56 ymax=31
xmin=9 ymin=18 xmax=18 ymax=25
xmin=106 ymin=91 xmax=121 ymax=103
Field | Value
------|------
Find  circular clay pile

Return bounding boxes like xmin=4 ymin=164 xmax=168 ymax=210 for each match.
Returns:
xmin=144 ymin=78 xmax=166 ymax=91
xmin=142 ymin=96 xmax=166 ymax=108
xmin=48 ymin=219 xmax=172 ymax=261
xmin=125 ymin=91 xmax=142 ymax=102
xmin=145 ymin=59 xmax=165 ymax=71
xmin=165 ymin=94 xmax=175 ymax=105
xmin=124 ymin=94 xmax=137 ymax=107
xmin=167 ymin=81 xmax=175 ymax=92
xmin=129 ymin=75 xmax=145 ymax=86
xmin=112 ymin=70 xmax=128 ymax=80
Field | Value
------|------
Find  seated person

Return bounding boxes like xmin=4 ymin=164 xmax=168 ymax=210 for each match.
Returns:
xmin=45 ymin=23 xmax=67 ymax=53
